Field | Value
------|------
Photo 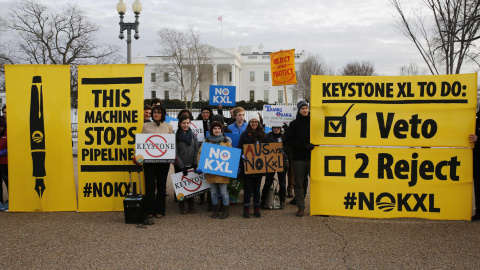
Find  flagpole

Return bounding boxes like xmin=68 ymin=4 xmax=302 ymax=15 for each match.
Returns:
xmin=220 ymin=16 xmax=223 ymax=48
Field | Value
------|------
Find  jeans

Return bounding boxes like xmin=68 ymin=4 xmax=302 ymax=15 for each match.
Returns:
xmin=209 ymin=183 xmax=229 ymax=206
xmin=243 ymin=174 xmax=263 ymax=207
xmin=293 ymin=160 xmax=310 ymax=210
xmin=144 ymin=163 xmax=169 ymax=215
xmin=0 ymin=164 xmax=7 ymax=204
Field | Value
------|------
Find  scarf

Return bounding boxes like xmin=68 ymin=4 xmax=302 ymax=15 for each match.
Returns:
xmin=207 ymin=133 xmax=225 ymax=144
xmin=180 ymin=128 xmax=193 ymax=146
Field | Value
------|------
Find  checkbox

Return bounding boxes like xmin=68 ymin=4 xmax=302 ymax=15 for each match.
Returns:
xmin=324 ymin=156 xmax=346 ymax=176
xmin=324 ymin=116 xmax=346 ymax=137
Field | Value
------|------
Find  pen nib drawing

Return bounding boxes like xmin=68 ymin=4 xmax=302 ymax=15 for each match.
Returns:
xmin=34 ymin=178 xmax=46 ymax=198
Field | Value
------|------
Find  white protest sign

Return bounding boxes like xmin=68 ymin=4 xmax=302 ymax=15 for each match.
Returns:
xmin=170 ymin=120 xmax=205 ymax=141
xmin=135 ymin=134 xmax=176 ymax=163
xmin=263 ymin=105 xmax=297 ymax=127
xmin=171 ymin=169 xmax=210 ymax=200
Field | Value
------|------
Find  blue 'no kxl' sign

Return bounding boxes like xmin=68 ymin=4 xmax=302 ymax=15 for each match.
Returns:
xmin=209 ymin=85 xmax=236 ymax=106
xmin=198 ymin=143 xmax=241 ymax=178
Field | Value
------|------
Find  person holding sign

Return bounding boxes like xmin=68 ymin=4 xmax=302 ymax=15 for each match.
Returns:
xmin=197 ymin=121 xmax=232 ymax=219
xmin=142 ymin=105 xmax=173 ymax=219
xmin=285 ymin=101 xmax=314 ymax=217
xmin=238 ymin=112 xmax=266 ymax=218
xmin=261 ymin=126 xmax=287 ymax=209
xmin=174 ymin=115 xmax=199 ymax=214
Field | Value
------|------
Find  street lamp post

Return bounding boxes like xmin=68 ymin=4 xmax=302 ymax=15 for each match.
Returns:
xmin=117 ymin=0 xmax=142 ymax=64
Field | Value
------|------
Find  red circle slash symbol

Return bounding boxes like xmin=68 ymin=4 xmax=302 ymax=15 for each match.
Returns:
xmin=145 ymin=135 xmax=168 ymax=158
xmin=182 ymin=170 xmax=202 ymax=192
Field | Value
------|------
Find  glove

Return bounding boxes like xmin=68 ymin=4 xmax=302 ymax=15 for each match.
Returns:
xmin=282 ymin=123 xmax=289 ymax=130
xmin=192 ymin=163 xmax=198 ymax=170
xmin=241 ymin=155 xmax=246 ymax=160
xmin=306 ymin=143 xmax=315 ymax=151
xmin=182 ymin=167 xmax=189 ymax=176
xmin=196 ymin=169 xmax=203 ymax=174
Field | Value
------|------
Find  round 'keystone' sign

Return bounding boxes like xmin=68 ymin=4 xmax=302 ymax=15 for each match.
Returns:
xmin=145 ymin=135 xmax=170 ymax=158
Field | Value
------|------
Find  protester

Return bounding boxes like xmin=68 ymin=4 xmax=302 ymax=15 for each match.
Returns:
xmin=196 ymin=106 xmax=214 ymax=207
xmin=177 ymin=109 xmax=194 ymax=121
xmin=471 ymin=112 xmax=480 ymax=221
xmin=141 ymin=105 xmax=173 ymax=219
xmin=0 ymin=116 xmax=7 ymax=211
xmin=174 ymin=115 xmax=199 ymax=214
xmin=261 ymin=126 xmax=287 ymax=209
xmin=197 ymin=121 xmax=232 ymax=219
xmin=238 ymin=112 xmax=266 ymax=218
xmin=223 ymin=107 xmax=236 ymax=126
xmin=143 ymin=104 xmax=152 ymax=123
xmin=285 ymin=101 xmax=314 ymax=217
xmin=213 ymin=114 xmax=232 ymax=133
xmin=228 ymin=107 xmax=247 ymax=134
xmin=150 ymin=98 xmax=162 ymax=107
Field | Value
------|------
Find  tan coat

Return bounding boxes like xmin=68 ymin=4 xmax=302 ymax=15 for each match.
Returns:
xmin=198 ymin=139 xmax=232 ymax=184
xmin=142 ymin=121 xmax=173 ymax=134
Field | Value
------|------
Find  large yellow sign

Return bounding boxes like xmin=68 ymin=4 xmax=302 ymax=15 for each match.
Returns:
xmin=310 ymin=147 xmax=472 ymax=220
xmin=310 ymin=74 xmax=477 ymax=220
xmin=311 ymin=74 xmax=477 ymax=147
xmin=77 ymin=64 xmax=144 ymax=211
xmin=5 ymin=65 xmax=76 ymax=212
xmin=270 ymin=49 xmax=297 ymax=86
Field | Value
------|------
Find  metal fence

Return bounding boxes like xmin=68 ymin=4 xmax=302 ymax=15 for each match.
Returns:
xmin=70 ymin=108 xmax=265 ymax=139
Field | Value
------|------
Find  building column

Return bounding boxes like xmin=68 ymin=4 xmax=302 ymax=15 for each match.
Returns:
xmin=213 ymin=64 xmax=218 ymax=85
xmin=231 ymin=64 xmax=236 ymax=87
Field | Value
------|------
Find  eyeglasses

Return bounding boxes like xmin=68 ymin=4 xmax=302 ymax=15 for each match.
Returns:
xmin=202 ymin=111 xmax=210 ymax=114
xmin=153 ymin=112 xmax=162 ymax=115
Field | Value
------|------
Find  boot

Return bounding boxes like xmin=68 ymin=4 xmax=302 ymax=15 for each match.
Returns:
xmin=243 ymin=206 xmax=250 ymax=218
xmin=211 ymin=204 xmax=219 ymax=218
xmin=254 ymin=206 xmax=261 ymax=218
xmin=188 ymin=198 xmax=195 ymax=214
xmin=198 ymin=193 xmax=205 ymax=205
xmin=178 ymin=201 xmax=187 ymax=214
xmin=219 ymin=205 xmax=229 ymax=219
xmin=219 ymin=203 xmax=224 ymax=212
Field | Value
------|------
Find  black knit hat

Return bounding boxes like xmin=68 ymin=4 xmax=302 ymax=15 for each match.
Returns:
xmin=210 ymin=121 xmax=224 ymax=134
xmin=297 ymin=100 xmax=308 ymax=111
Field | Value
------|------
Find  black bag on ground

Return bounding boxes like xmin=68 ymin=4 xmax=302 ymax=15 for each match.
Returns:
xmin=123 ymin=169 xmax=146 ymax=224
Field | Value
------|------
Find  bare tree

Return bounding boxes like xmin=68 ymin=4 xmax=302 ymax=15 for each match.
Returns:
xmin=390 ymin=0 xmax=480 ymax=74
xmin=156 ymin=27 xmax=213 ymax=109
xmin=339 ymin=61 xmax=375 ymax=76
xmin=399 ymin=62 xmax=426 ymax=75
xmin=0 ymin=0 xmax=122 ymax=105
xmin=294 ymin=54 xmax=334 ymax=102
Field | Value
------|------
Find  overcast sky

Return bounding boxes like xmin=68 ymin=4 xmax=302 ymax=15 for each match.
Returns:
xmin=1 ymin=0 xmax=479 ymax=77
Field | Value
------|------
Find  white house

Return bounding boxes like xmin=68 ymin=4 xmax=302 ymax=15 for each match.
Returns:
xmin=132 ymin=45 xmax=306 ymax=105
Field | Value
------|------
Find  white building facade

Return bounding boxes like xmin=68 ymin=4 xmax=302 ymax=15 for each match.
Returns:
xmin=132 ymin=45 xmax=306 ymax=105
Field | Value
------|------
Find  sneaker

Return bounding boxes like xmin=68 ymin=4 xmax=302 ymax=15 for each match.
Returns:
xmin=0 ymin=202 xmax=4 ymax=210
xmin=1 ymin=203 xmax=8 ymax=211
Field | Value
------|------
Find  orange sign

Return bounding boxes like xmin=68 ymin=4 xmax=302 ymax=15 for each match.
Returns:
xmin=270 ymin=49 xmax=297 ymax=86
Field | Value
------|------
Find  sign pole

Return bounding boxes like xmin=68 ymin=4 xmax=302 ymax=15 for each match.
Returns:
xmin=284 ymin=85 xmax=288 ymax=105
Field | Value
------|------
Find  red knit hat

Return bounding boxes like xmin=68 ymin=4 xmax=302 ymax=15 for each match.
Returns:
xmin=210 ymin=121 xmax=223 ymax=134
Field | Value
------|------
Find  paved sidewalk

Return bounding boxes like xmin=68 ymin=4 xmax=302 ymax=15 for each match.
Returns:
xmin=1 ymin=156 xmax=480 ymax=269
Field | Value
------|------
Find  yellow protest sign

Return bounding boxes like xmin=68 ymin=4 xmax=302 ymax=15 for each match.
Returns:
xmin=310 ymin=74 xmax=477 ymax=147
xmin=310 ymin=146 xmax=472 ymax=220
xmin=5 ymin=65 xmax=76 ymax=212
xmin=77 ymin=64 xmax=144 ymax=212
xmin=270 ymin=49 xmax=297 ymax=86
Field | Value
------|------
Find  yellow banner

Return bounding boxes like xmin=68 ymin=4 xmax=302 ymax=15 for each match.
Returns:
xmin=310 ymin=146 xmax=472 ymax=220
xmin=77 ymin=64 xmax=144 ymax=211
xmin=270 ymin=49 xmax=297 ymax=86
xmin=311 ymin=74 xmax=477 ymax=147
xmin=5 ymin=65 xmax=76 ymax=212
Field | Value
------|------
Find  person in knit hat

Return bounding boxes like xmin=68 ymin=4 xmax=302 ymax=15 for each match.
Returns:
xmin=238 ymin=111 xmax=266 ymax=218
xmin=284 ymin=101 xmax=314 ymax=217
xmin=196 ymin=121 xmax=232 ymax=219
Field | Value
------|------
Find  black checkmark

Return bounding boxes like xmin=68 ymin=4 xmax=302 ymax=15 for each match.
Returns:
xmin=329 ymin=121 xmax=342 ymax=132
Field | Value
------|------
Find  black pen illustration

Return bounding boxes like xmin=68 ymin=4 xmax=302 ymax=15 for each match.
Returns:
xmin=30 ymin=76 xmax=46 ymax=198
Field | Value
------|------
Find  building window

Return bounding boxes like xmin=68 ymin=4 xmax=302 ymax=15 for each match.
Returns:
xmin=250 ymin=90 xmax=255 ymax=102
xmin=151 ymin=73 xmax=156 ymax=82
xmin=164 ymin=91 xmax=169 ymax=100
xmin=292 ymin=90 xmax=298 ymax=104
xmin=151 ymin=91 xmax=156 ymax=99
xmin=164 ymin=72 xmax=169 ymax=82
xmin=229 ymin=72 xmax=232 ymax=82
xmin=264 ymin=71 xmax=269 ymax=82
xmin=278 ymin=90 xmax=283 ymax=104
xmin=250 ymin=71 xmax=255 ymax=82
xmin=264 ymin=90 xmax=269 ymax=103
